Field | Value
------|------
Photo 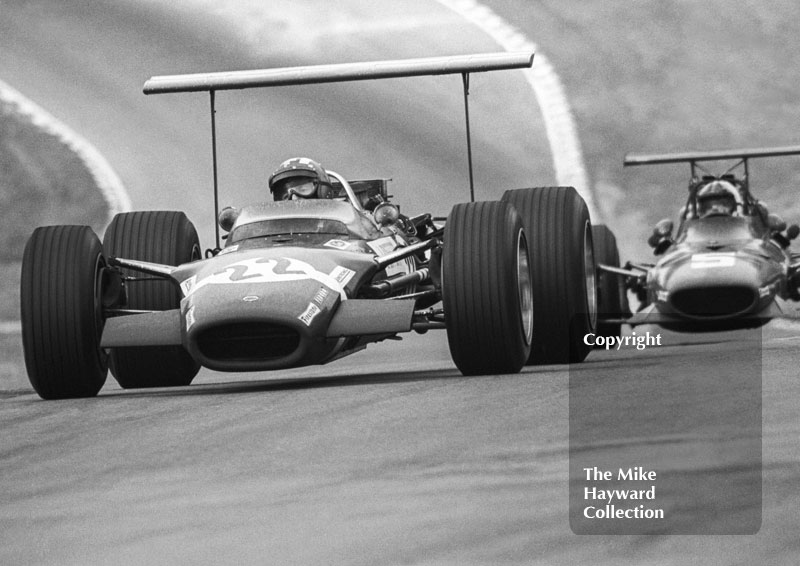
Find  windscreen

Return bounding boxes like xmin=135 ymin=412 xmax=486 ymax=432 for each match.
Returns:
xmin=677 ymin=216 xmax=764 ymax=243
xmin=229 ymin=218 xmax=349 ymax=244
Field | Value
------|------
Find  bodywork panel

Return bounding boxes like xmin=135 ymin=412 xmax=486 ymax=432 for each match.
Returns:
xmin=102 ymin=201 xmax=422 ymax=371
xmin=633 ymin=217 xmax=793 ymax=329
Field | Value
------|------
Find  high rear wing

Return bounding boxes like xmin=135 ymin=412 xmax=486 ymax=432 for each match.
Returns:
xmin=624 ymin=145 xmax=800 ymax=166
xmin=141 ymin=52 xmax=534 ymax=249
xmin=624 ymin=145 xmax=800 ymax=196
xmin=143 ymin=52 xmax=534 ymax=94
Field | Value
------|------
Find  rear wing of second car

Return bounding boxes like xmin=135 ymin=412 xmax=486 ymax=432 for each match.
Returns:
xmin=143 ymin=52 xmax=534 ymax=248
xmin=623 ymin=145 xmax=800 ymax=167
xmin=623 ymin=145 xmax=800 ymax=192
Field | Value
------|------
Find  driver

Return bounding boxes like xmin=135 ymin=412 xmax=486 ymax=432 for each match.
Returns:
xmin=695 ymin=180 xmax=740 ymax=218
xmin=268 ymin=157 xmax=334 ymax=201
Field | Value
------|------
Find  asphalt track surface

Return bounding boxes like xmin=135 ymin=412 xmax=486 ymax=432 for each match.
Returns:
xmin=2 ymin=2 xmax=800 ymax=565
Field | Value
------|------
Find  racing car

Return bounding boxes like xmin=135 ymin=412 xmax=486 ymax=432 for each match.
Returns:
xmin=20 ymin=52 xmax=598 ymax=399
xmin=599 ymin=145 xmax=800 ymax=332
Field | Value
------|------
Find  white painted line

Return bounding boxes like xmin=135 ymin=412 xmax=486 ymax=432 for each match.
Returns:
xmin=0 ymin=79 xmax=132 ymax=222
xmin=0 ymin=321 xmax=21 ymax=335
xmin=433 ymin=0 xmax=599 ymax=220
xmin=768 ymin=318 xmax=800 ymax=331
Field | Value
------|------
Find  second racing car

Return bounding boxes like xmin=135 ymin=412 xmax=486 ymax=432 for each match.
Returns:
xmin=600 ymin=145 xmax=800 ymax=332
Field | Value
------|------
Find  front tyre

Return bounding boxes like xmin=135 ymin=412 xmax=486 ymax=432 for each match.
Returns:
xmin=103 ymin=211 xmax=201 ymax=388
xmin=20 ymin=226 xmax=109 ymax=399
xmin=502 ymin=187 xmax=597 ymax=364
xmin=443 ymin=201 xmax=533 ymax=375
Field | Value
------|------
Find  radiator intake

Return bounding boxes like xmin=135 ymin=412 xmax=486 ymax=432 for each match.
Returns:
xmin=669 ymin=286 xmax=757 ymax=318
xmin=196 ymin=322 xmax=300 ymax=362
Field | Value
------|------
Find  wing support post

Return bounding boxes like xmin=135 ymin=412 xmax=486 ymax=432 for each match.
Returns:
xmin=461 ymin=72 xmax=475 ymax=202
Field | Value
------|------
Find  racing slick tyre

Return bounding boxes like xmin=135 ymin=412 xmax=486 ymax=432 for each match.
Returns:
xmin=20 ymin=226 xmax=109 ymax=399
xmin=103 ymin=211 xmax=201 ymax=388
xmin=592 ymin=224 xmax=629 ymax=342
xmin=442 ymin=201 xmax=533 ymax=375
xmin=502 ymin=187 xmax=597 ymax=364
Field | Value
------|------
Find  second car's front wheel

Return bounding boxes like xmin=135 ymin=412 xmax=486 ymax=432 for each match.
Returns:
xmin=442 ymin=201 xmax=533 ymax=375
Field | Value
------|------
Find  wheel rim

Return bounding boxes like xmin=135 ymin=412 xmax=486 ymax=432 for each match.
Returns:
xmin=583 ymin=222 xmax=598 ymax=329
xmin=517 ymin=229 xmax=534 ymax=345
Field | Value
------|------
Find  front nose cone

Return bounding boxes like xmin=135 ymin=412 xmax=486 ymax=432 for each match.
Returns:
xmin=183 ymin=277 xmax=340 ymax=371
xmin=662 ymin=254 xmax=760 ymax=318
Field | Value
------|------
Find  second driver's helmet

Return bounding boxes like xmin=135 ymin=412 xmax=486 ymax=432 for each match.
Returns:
xmin=696 ymin=180 xmax=740 ymax=217
xmin=268 ymin=157 xmax=333 ymax=201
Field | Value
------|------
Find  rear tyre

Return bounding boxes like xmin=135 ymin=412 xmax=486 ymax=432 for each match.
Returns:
xmin=20 ymin=226 xmax=108 ymax=399
xmin=442 ymin=201 xmax=533 ymax=375
xmin=502 ymin=187 xmax=596 ymax=364
xmin=593 ymin=224 xmax=628 ymax=341
xmin=103 ymin=211 xmax=201 ymax=388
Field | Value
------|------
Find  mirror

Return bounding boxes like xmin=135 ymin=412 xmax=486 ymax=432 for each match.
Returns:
xmin=373 ymin=202 xmax=400 ymax=226
xmin=647 ymin=218 xmax=673 ymax=249
xmin=767 ymin=213 xmax=787 ymax=233
xmin=654 ymin=218 xmax=674 ymax=237
xmin=218 ymin=206 xmax=239 ymax=232
xmin=787 ymin=224 xmax=800 ymax=240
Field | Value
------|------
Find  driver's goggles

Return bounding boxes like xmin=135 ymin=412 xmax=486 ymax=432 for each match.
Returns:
xmin=282 ymin=178 xmax=317 ymax=198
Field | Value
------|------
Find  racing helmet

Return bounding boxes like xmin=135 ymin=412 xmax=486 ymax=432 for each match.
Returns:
xmin=696 ymin=180 xmax=740 ymax=217
xmin=268 ymin=157 xmax=333 ymax=201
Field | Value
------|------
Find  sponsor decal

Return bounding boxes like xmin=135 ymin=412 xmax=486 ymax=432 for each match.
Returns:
xmin=384 ymin=257 xmax=413 ymax=278
xmin=313 ymin=286 xmax=330 ymax=305
xmin=367 ymin=236 xmax=397 ymax=256
xmin=185 ymin=257 xmax=346 ymax=299
xmin=298 ymin=302 xmax=321 ymax=326
xmin=185 ymin=306 xmax=196 ymax=331
xmin=217 ymin=245 xmax=239 ymax=256
xmin=329 ymin=265 xmax=356 ymax=287
xmin=180 ymin=275 xmax=197 ymax=297
xmin=690 ymin=253 xmax=735 ymax=269
xmin=324 ymin=239 xmax=350 ymax=250
xmin=368 ymin=236 xmax=412 ymax=277
xmin=242 ymin=295 xmax=260 ymax=302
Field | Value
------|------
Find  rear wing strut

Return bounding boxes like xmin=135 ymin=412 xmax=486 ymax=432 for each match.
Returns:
xmin=623 ymin=145 xmax=800 ymax=189
xmin=143 ymin=52 xmax=535 ymax=249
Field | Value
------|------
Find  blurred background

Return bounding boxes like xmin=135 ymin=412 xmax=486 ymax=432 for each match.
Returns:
xmin=4 ymin=0 xmax=800 ymax=261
